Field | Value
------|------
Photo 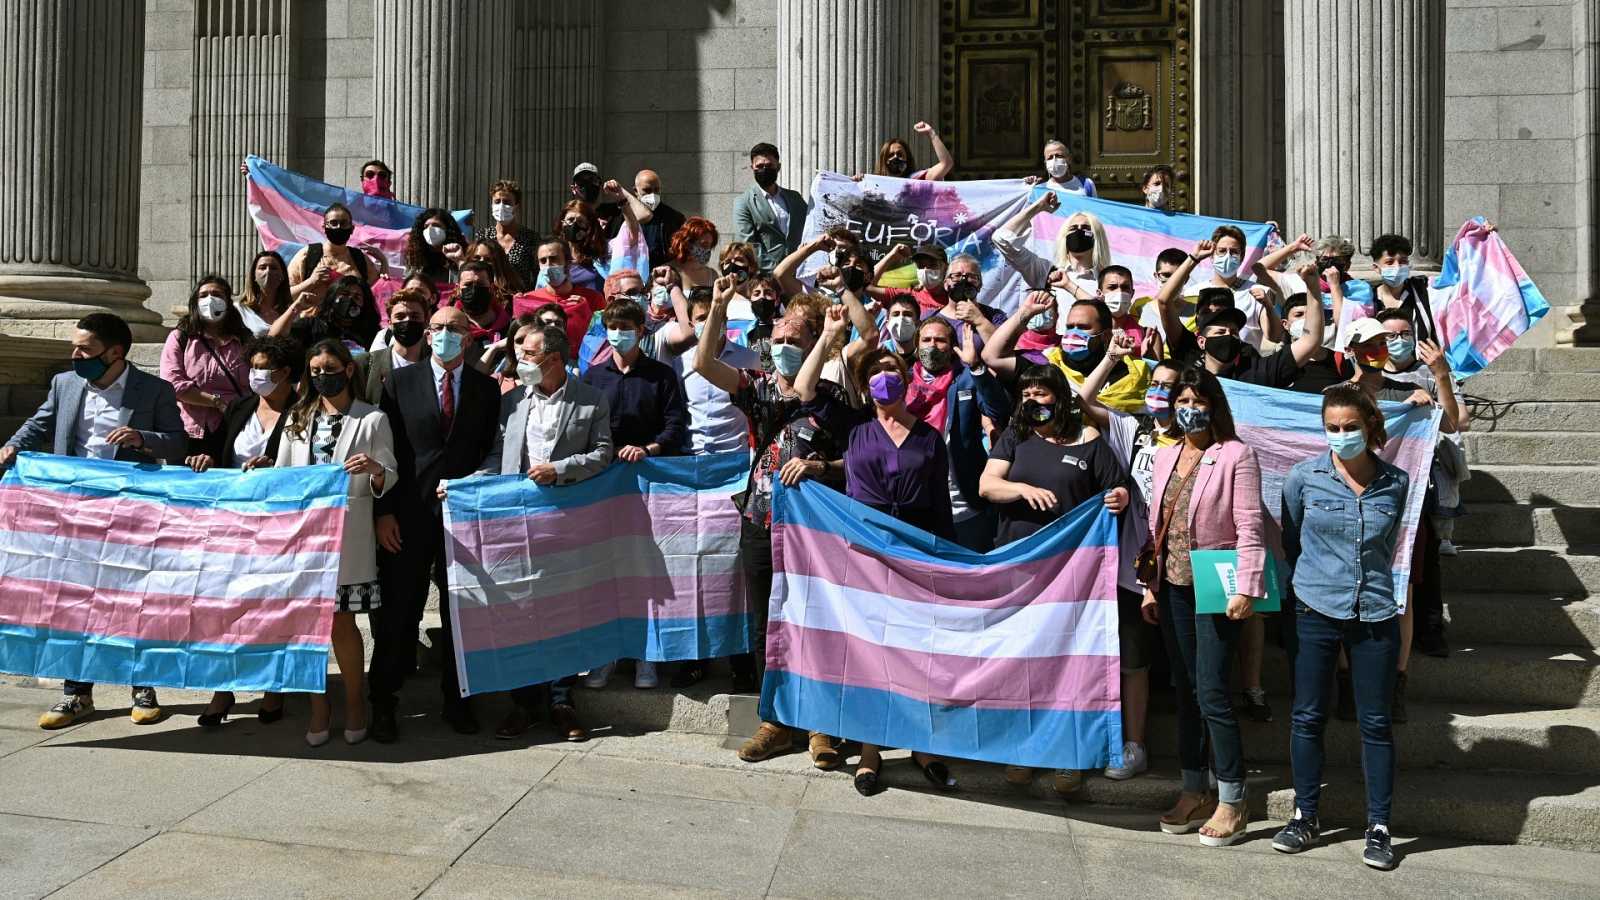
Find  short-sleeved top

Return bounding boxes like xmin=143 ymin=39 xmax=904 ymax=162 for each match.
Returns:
xmin=1169 ymin=333 xmax=1301 ymax=389
xmin=1288 ymin=352 xmax=1354 ymax=394
xmin=987 ymin=430 xmax=1125 ymax=547
xmin=729 ymin=374 xmax=847 ymax=528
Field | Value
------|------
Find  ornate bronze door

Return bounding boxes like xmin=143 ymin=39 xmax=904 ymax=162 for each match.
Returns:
xmin=940 ymin=0 xmax=1193 ymax=209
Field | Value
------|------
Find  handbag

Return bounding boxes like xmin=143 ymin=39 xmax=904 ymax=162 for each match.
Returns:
xmin=1136 ymin=457 xmax=1199 ymax=584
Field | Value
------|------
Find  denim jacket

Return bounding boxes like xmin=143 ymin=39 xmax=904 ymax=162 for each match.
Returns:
xmin=1281 ymin=453 xmax=1410 ymax=622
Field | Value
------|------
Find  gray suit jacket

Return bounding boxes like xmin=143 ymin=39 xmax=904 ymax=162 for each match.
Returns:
xmin=733 ymin=182 xmax=809 ymax=271
xmin=480 ymin=376 xmax=614 ymax=484
xmin=4 ymin=365 xmax=187 ymax=464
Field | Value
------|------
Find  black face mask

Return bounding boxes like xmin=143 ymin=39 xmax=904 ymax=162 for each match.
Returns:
xmin=839 ymin=266 xmax=867 ymax=293
xmin=750 ymin=297 xmax=777 ymax=321
xmin=946 ymin=279 xmax=978 ymax=302
xmin=324 ymin=225 xmax=353 ymax=246
xmin=311 ymin=371 xmax=349 ymax=397
xmin=459 ymin=283 xmax=492 ymax=315
xmin=1063 ymin=228 xmax=1095 ymax=253
xmin=1316 ymin=256 xmax=1347 ymax=277
xmin=389 ymin=320 xmax=425 ymax=348
xmin=574 ymin=182 xmax=600 ymax=204
xmin=562 ymin=220 xmax=589 ymax=242
xmin=886 ymin=157 xmax=909 ymax=175
xmin=1204 ymin=334 xmax=1242 ymax=364
xmin=721 ymin=262 xmax=750 ymax=283
xmin=329 ymin=293 xmax=361 ymax=323
xmin=753 ymin=168 xmax=778 ymax=189
xmin=1020 ymin=399 xmax=1056 ymax=425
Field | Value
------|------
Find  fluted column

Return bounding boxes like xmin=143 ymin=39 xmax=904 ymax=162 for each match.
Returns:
xmin=777 ymin=0 xmax=940 ymax=192
xmin=372 ymin=1 xmax=603 ymax=222
xmin=0 ymin=0 xmax=162 ymax=340
xmin=1284 ymin=0 xmax=1444 ymax=265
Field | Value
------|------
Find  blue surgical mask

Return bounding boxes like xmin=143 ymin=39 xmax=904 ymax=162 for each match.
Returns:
xmin=1386 ymin=334 xmax=1415 ymax=364
xmin=1175 ymin=406 xmax=1211 ymax=434
xmin=1027 ymin=311 xmax=1054 ymax=332
xmin=1380 ymin=264 xmax=1410 ymax=287
xmin=430 ymin=328 xmax=464 ymax=363
xmin=771 ymin=342 xmax=804 ymax=377
xmin=693 ymin=322 xmax=707 ymax=340
xmin=606 ymin=327 xmax=640 ymax=355
xmin=1213 ymin=253 xmax=1242 ymax=279
xmin=1326 ymin=428 xmax=1367 ymax=460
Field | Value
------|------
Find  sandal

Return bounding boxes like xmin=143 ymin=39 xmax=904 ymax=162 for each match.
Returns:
xmin=1198 ymin=803 xmax=1249 ymax=847
xmin=1159 ymin=792 xmax=1218 ymax=835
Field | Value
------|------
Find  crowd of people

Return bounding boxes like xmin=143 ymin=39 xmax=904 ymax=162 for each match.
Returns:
xmin=0 ymin=133 xmax=1471 ymax=872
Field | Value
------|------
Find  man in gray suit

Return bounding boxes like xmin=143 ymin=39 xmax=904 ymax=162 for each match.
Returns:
xmin=1 ymin=313 xmax=187 ymax=729
xmin=476 ymin=322 xmax=613 ymax=740
xmin=733 ymin=142 xmax=809 ymax=272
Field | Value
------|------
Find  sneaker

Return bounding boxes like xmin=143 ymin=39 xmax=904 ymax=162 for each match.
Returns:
xmin=583 ymin=661 xmax=615 ymax=689
xmin=1391 ymin=671 xmax=1408 ymax=725
xmin=130 ymin=687 xmax=161 ymax=724
xmin=1050 ymin=769 xmax=1084 ymax=797
xmin=1363 ymin=824 xmax=1397 ymax=870
xmin=633 ymin=661 xmax=658 ymax=690
xmin=1271 ymin=813 xmax=1320 ymax=853
xmin=1103 ymin=741 xmax=1148 ymax=780
xmin=1438 ymin=539 xmax=1459 ymax=557
xmin=39 ymin=694 xmax=93 ymax=729
xmin=1335 ymin=670 xmax=1356 ymax=721
xmin=737 ymin=722 xmax=796 ymax=762
xmin=1241 ymin=687 xmax=1273 ymax=723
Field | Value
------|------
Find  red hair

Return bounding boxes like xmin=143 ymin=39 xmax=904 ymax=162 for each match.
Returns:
xmin=554 ymin=201 xmax=606 ymax=260
xmin=670 ymin=216 xmax=719 ymax=265
xmin=603 ymin=268 xmax=644 ymax=298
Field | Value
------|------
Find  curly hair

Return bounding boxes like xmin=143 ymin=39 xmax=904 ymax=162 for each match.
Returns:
xmin=670 ymin=216 xmax=720 ymax=266
xmin=489 ymin=179 xmax=522 ymax=206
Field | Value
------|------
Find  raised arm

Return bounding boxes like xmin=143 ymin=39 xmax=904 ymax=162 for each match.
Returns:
xmin=794 ymin=305 xmax=849 ymax=402
xmin=1078 ymin=331 xmax=1136 ymax=430
xmin=1417 ymin=339 xmax=1464 ymax=434
xmin=980 ymin=290 xmax=1050 ymax=378
xmin=840 ymin=283 xmax=879 ymax=362
xmin=1250 ymin=261 xmax=1285 ymax=343
xmin=998 ymin=190 xmax=1059 ymax=240
xmin=1288 ymin=263 xmax=1327 ymax=366
xmin=774 ymin=234 xmax=831 ymax=297
xmin=693 ymin=277 xmax=745 ymax=395
xmin=604 ymin=178 xmax=654 ymax=227
xmin=914 ymin=121 xmax=954 ymax=181
xmin=1258 ymin=232 xmax=1312 ymax=273
xmin=1158 ymin=240 xmax=1212 ymax=341
xmin=869 ymin=242 xmax=914 ymax=298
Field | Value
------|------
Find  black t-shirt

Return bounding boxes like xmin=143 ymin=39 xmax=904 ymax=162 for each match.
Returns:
xmin=1287 ymin=352 xmax=1354 ymax=394
xmin=988 ymin=430 xmax=1126 ymax=546
xmin=1208 ymin=344 xmax=1301 ymax=388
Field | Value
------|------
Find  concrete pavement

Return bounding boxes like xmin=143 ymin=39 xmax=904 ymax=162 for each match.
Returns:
xmin=2 ymin=677 xmax=1599 ymax=899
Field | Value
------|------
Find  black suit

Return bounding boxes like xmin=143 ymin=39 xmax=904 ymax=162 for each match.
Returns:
xmin=200 ymin=395 xmax=288 ymax=466
xmin=370 ymin=360 xmax=499 ymax=709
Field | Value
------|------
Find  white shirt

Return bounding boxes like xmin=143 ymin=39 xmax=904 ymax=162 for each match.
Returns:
xmin=75 ymin=366 xmax=131 ymax=459
xmin=763 ymin=187 xmax=790 ymax=235
xmin=522 ymin=378 xmax=569 ymax=467
xmin=230 ymin=410 xmax=270 ymax=466
xmin=430 ymin=358 xmax=464 ymax=410
xmin=392 ymin=348 xmax=421 ymax=370
xmin=657 ymin=336 xmax=758 ymax=455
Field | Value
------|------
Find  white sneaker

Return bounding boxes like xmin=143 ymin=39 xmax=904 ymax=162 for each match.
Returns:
xmin=584 ymin=661 xmax=616 ymax=689
xmin=1103 ymin=741 xmax=1148 ymax=780
xmin=1438 ymin=539 xmax=1459 ymax=557
xmin=634 ymin=661 xmax=658 ymax=689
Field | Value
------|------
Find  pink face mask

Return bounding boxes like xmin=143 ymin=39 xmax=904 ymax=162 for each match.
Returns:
xmin=361 ymin=175 xmax=393 ymax=199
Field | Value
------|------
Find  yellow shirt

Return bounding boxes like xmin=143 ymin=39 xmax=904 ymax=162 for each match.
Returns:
xmin=1041 ymin=349 xmax=1153 ymax=414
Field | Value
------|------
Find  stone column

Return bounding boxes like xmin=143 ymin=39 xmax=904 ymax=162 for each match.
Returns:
xmin=777 ymin=0 xmax=941 ymax=193
xmin=1283 ymin=0 xmax=1444 ymax=265
xmin=1194 ymin=0 xmax=1285 ymax=221
xmin=0 ymin=0 xmax=163 ymax=340
xmin=372 ymin=1 xmax=604 ymax=221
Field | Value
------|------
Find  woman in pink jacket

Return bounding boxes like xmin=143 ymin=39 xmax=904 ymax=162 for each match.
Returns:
xmin=1142 ymin=368 xmax=1268 ymax=847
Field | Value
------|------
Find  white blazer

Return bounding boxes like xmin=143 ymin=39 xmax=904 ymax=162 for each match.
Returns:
xmin=274 ymin=399 xmax=398 ymax=586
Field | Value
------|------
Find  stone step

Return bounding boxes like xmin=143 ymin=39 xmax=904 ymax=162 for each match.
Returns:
xmin=1142 ymin=701 xmax=1600 ymax=775
xmin=1475 ymin=347 xmax=1600 ymax=374
xmin=1454 ymin=504 xmax=1600 ymax=547
xmin=1466 ymin=431 xmax=1600 ymax=467
xmin=1460 ymin=466 xmax=1600 ymax=506
xmin=1462 ymin=372 xmax=1600 ymax=403
xmin=1442 ymin=545 xmax=1600 ymax=598
xmin=1254 ymin=642 xmax=1600 ymax=709
xmin=1445 ymin=593 xmax=1600 ymax=649
xmin=1465 ymin=400 xmax=1600 ymax=432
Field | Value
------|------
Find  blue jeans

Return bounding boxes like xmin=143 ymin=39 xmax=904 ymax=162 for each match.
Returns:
xmin=1290 ymin=602 xmax=1399 ymax=825
xmin=1158 ymin=582 xmax=1246 ymax=804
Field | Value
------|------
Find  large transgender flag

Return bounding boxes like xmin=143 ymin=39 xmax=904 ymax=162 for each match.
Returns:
xmin=1222 ymin=380 xmax=1442 ymax=606
xmin=0 ymin=454 xmax=346 ymax=692
xmin=442 ymin=451 xmax=750 ymax=697
xmin=761 ymin=481 xmax=1123 ymax=771
xmin=1429 ymin=217 xmax=1550 ymax=377
xmin=244 ymin=154 xmax=472 ymax=271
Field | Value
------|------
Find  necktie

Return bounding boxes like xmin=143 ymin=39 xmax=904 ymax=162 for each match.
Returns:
xmin=439 ymin=369 xmax=455 ymax=435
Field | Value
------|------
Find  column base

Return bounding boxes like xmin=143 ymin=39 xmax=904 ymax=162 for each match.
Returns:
xmin=1558 ymin=302 xmax=1600 ymax=346
xmin=0 ymin=273 xmax=166 ymax=342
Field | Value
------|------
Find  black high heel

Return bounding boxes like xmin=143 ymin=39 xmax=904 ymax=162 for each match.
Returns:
xmin=913 ymin=754 xmax=956 ymax=790
xmin=197 ymin=693 xmax=236 ymax=728
xmin=257 ymin=697 xmax=285 ymax=724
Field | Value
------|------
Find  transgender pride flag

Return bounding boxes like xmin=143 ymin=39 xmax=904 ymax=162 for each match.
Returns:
xmin=761 ymin=481 xmax=1122 ymax=770
xmin=443 ymin=452 xmax=749 ymax=697
xmin=1429 ymin=216 xmax=1550 ymax=377
xmin=245 ymin=154 xmax=472 ymax=271
xmin=1222 ymin=380 xmax=1442 ymax=606
xmin=0 ymin=454 xmax=347 ymax=692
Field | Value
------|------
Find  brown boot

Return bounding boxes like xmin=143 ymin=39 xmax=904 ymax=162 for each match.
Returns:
xmin=808 ymin=732 xmax=841 ymax=770
xmin=738 ymin=722 xmax=796 ymax=762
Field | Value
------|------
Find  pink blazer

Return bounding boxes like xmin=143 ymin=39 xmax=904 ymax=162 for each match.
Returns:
xmin=1147 ymin=438 xmax=1275 ymax=597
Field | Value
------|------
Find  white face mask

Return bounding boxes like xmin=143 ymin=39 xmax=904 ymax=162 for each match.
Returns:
xmin=1145 ymin=186 xmax=1166 ymax=208
xmin=888 ymin=315 xmax=917 ymax=345
xmin=423 ymin=225 xmax=447 ymax=247
xmin=197 ymin=295 xmax=228 ymax=321
xmin=516 ymin=360 xmax=543 ymax=387
xmin=917 ymin=266 xmax=944 ymax=290
xmin=1045 ymin=158 xmax=1070 ymax=179
xmin=491 ymin=202 xmax=515 ymax=223
xmin=1288 ymin=318 xmax=1306 ymax=341
xmin=247 ymin=368 xmax=280 ymax=397
xmin=638 ymin=192 xmax=661 ymax=211
xmin=1102 ymin=289 xmax=1132 ymax=316
xmin=542 ymin=264 xmax=567 ymax=286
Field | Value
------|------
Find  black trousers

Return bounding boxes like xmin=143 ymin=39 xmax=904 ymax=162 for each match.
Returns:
xmin=729 ymin=519 xmax=774 ymax=680
xmin=369 ymin=511 xmax=461 ymax=709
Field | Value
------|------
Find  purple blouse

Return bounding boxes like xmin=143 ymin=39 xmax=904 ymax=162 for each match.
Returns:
xmin=810 ymin=391 xmax=954 ymax=539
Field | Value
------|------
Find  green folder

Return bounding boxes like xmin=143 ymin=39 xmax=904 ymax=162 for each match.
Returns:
xmin=1189 ymin=549 xmax=1283 ymax=614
